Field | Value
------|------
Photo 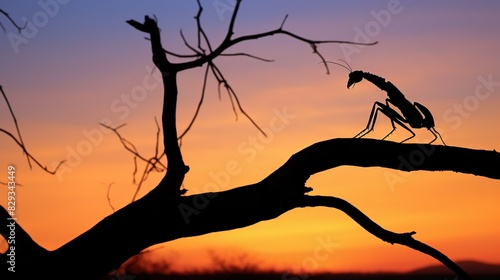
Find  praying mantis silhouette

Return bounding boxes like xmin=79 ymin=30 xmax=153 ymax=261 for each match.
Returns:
xmin=328 ymin=60 xmax=446 ymax=145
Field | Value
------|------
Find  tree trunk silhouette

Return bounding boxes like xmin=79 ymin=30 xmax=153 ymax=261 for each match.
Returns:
xmin=1 ymin=3 xmax=499 ymax=280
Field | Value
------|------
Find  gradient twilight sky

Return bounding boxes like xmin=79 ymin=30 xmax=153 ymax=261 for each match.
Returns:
xmin=1 ymin=0 xmax=500 ymax=274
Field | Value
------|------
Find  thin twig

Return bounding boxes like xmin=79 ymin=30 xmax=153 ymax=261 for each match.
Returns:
xmin=131 ymin=154 xmax=165 ymax=201
xmin=279 ymin=14 xmax=288 ymax=29
xmin=1 ymin=85 xmax=31 ymax=168
xmin=224 ymin=0 xmax=241 ymax=42
xmin=178 ymin=63 xmax=210 ymax=140
xmin=100 ymin=121 xmax=167 ymax=202
xmin=0 ymin=9 xmax=27 ymax=33
xmin=99 ymin=123 xmax=160 ymax=167
xmin=163 ymin=48 xmax=200 ymax=58
xmin=195 ymin=0 xmax=213 ymax=54
xmin=144 ymin=37 xmax=200 ymax=58
xmin=180 ymin=29 xmax=203 ymax=56
xmin=0 ymin=85 xmax=65 ymax=175
xmin=105 ymin=182 xmax=116 ymax=212
xmin=0 ymin=128 xmax=65 ymax=174
xmin=132 ymin=156 xmax=138 ymax=185
xmin=210 ymin=62 xmax=267 ymax=136
xmin=219 ymin=52 xmax=274 ymax=62
xmin=210 ymin=63 xmax=238 ymax=117
xmin=131 ymin=161 xmax=151 ymax=202
xmin=165 ymin=47 xmax=272 ymax=63
xmin=0 ymin=181 xmax=23 ymax=187
xmin=154 ymin=117 xmax=161 ymax=157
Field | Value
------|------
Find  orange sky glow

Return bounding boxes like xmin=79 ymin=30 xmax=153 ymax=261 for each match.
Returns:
xmin=1 ymin=0 xmax=500 ymax=275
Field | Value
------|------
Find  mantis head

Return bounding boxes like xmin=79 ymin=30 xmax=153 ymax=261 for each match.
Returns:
xmin=324 ymin=59 xmax=363 ymax=89
xmin=347 ymin=70 xmax=364 ymax=89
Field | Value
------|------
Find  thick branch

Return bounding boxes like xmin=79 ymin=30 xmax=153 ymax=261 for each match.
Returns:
xmin=300 ymin=195 xmax=471 ymax=279
xmin=6 ymin=138 xmax=498 ymax=279
xmin=127 ymin=17 xmax=188 ymax=194
xmin=1 ymin=207 xmax=47 ymax=274
xmin=264 ymin=138 xmax=500 ymax=187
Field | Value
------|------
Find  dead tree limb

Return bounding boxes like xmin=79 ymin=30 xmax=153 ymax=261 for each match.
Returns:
xmin=128 ymin=0 xmax=376 ymax=141
xmin=3 ymin=139 xmax=498 ymax=279
xmin=0 ymin=85 xmax=65 ymax=179
xmin=300 ymin=195 xmax=469 ymax=279
xmin=125 ymin=0 xmax=376 ymax=191
xmin=100 ymin=121 xmax=168 ymax=202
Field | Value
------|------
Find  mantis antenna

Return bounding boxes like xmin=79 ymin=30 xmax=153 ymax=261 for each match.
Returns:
xmin=324 ymin=59 xmax=352 ymax=73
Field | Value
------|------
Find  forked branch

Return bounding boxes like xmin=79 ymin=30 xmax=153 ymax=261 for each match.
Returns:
xmin=175 ymin=3 xmax=377 ymax=73
xmin=301 ymin=195 xmax=471 ymax=279
xmin=100 ymin=120 xmax=168 ymax=202
xmin=128 ymin=0 xmax=376 ymax=141
xmin=0 ymin=85 xmax=65 ymax=178
xmin=0 ymin=8 xmax=27 ymax=33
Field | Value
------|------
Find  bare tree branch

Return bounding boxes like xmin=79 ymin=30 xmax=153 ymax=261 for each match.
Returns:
xmin=163 ymin=47 xmax=274 ymax=62
xmin=1 ymin=85 xmax=31 ymax=168
xmin=100 ymin=123 xmax=149 ymax=165
xmin=224 ymin=0 xmax=241 ymax=42
xmin=219 ymin=52 xmax=274 ymax=62
xmin=195 ymin=0 xmax=213 ymax=54
xmin=0 ymin=181 xmax=23 ymax=187
xmin=279 ymin=14 xmax=289 ymax=29
xmin=0 ymin=85 xmax=65 ymax=178
xmin=100 ymin=122 xmax=167 ymax=201
xmin=163 ymin=48 xmax=200 ymax=58
xmin=180 ymin=1 xmax=270 ymax=137
xmin=301 ymin=195 xmax=471 ymax=279
xmin=0 ymin=8 xmax=27 ymax=33
xmin=209 ymin=61 xmax=266 ymax=135
xmin=180 ymin=29 xmax=203 ymax=56
xmin=178 ymin=63 xmax=210 ymax=141
xmin=130 ymin=1 xmax=376 ymax=140
xmin=105 ymin=182 xmax=116 ymax=212
xmin=175 ymin=13 xmax=377 ymax=73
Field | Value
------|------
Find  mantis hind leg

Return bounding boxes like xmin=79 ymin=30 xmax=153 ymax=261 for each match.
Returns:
xmin=382 ymin=99 xmax=397 ymax=140
xmin=377 ymin=105 xmax=416 ymax=143
xmin=354 ymin=102 xmax=383 ymax=138
xmin=429 ymin=127 xmax=446 ymax=146
xmin=382 ymin=119 xmax=396 ymax=140
xmin=398 ymin=122 xmax=416 ymax=143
